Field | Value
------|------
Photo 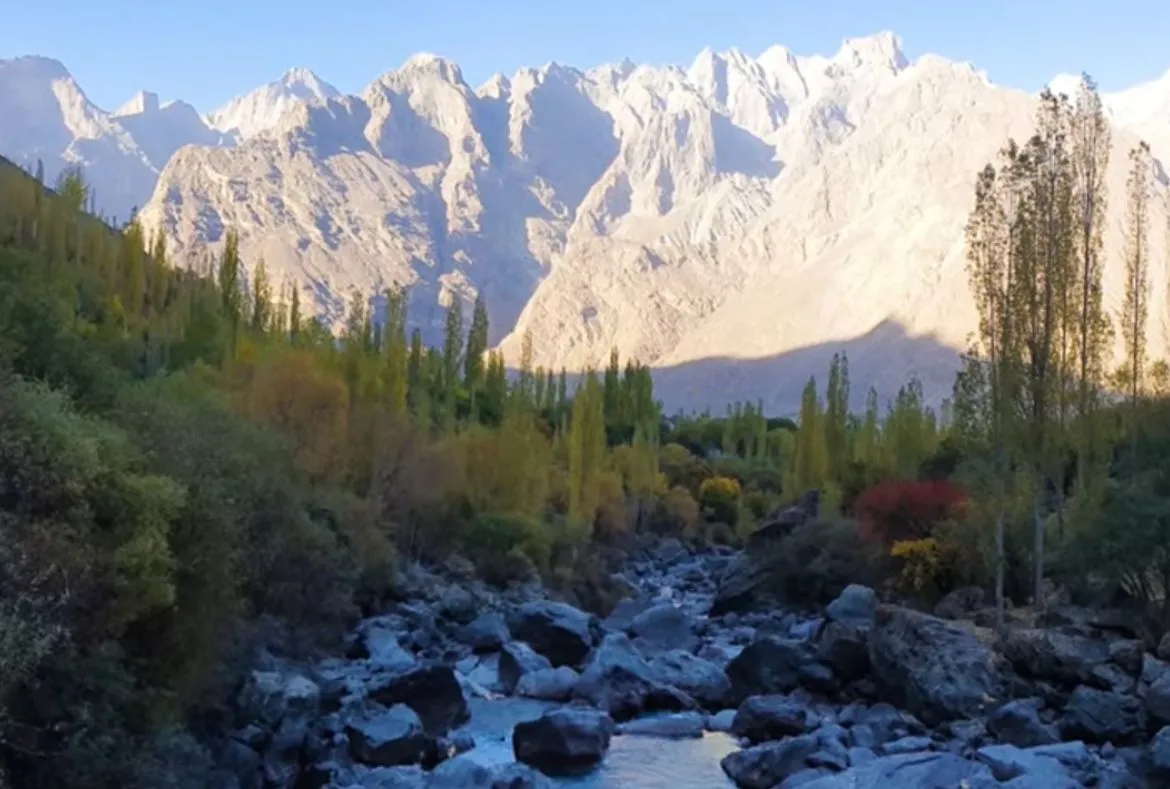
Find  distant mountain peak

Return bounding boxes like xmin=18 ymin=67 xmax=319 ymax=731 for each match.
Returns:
xmin=206 ymin=68 xmax=340 ymax=138
xmin=114 ymin=90 xmax=161 ymax=117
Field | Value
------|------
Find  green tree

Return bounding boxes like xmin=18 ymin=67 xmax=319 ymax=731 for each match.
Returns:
xmin=1120 ymin=141 xmax=1152 ymax=454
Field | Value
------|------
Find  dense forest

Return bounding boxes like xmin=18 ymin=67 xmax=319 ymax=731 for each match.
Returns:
xmin=0 ymin=74 xmax=1169 ymax=787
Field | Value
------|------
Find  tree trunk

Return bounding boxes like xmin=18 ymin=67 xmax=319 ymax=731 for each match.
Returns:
xmin=1033 ymin=491 xmax=1046 ymax=613
xmin=995 ymin=507 xmax=1006 ymax=635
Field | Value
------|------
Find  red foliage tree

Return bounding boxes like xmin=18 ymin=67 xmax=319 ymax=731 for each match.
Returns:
xmin=852 ymin=478 xmax=968 ymax=544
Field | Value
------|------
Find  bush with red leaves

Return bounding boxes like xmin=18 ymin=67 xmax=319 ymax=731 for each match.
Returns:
xmin=852 ymin=478 xmax=968 ymax=544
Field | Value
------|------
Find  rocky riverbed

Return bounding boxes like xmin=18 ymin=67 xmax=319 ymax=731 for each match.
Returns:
xmin=207 ymin=536 xmax=1170 ymax=788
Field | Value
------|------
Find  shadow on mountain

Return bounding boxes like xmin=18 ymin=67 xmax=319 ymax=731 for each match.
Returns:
xmin=712 ymin=113 xmax=782 ymax=179
xmin=650 ymin=319 xmax=965 ymax=416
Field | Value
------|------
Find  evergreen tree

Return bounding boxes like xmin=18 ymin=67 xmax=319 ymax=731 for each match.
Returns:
xmin=824 ymin=352 xmax=850 ymax=481
xmin=250 ymin=259 xmax=272 ymax=334
xmin=464 ymin=292 xmax=489 ymax=391
xmin=382 ymin=285 xmax=409 ymax=414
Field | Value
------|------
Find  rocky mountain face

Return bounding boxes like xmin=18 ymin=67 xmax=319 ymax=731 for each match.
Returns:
xmin=3 ymin=36 xmax=1170 ymax=413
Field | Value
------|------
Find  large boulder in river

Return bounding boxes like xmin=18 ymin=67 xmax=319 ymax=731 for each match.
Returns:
xmin=499 ymin=642 xmax=553 ymax=694
xmin=629 ymin=603 xmax=697 ymax=653
xmin=794 ymin=752 xmax=995 ymax=789
xmin=726 ymin=637 xmax=830 ymax=703
xmin=512 ymin=707 xmax=615 ymax=776
xmin=367 ymin=665 xmax=469 ymax=736
xmin=731 ymin=694 xmax=816 ymax=743
xmin=572 ymin=633 xmax=696 ymax=721
xmin=648 ymin=649 xmax=732 ymax=709
xmin=345 ymin=704 xmax=431 ymax=767
xmin=719 ymin=734 xmax=819 ymax=789
xmin=817 ymin=585 xmax=877 ymax=683
xmin=868 ymin=606 xmax=1002 ymax=725
xmin=508 ymin=601 xmax=597 ymax=667
xmin=456 ymin=612 xmax=511 ymax=653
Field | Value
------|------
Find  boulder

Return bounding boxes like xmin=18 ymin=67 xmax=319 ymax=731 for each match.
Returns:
xmin=1149 ymin=725 xmax=1170 ymax=777
xmin=997 ymin=627 xmax=1110 ymax=687
xmin=1058 ymin=685 xmax=1146 ymax=745
xmin=455 ymin=613 xmax=511 ymax=653
xmin=794 ymin=752 xmax=994 ymax=789
xmin=602 ymin=596 xmax=652 ymax=631
xmin=1159 ymin=632 xmax=1170 ymax=662
xmin=731 ymin=695 xmax=815 ymax=743
xmin=516 ymin=667 xmax=580 ymax=702
xmin=720 ymin=734 xmax=819 ymax=789
xmin=508 ymin=601 xmax=597 ymax=667
xmin=350 ymin=621 xmax=418 ymax=671
xmin=345 ymin=705 xmax=431 ymax=767
xmin=974 ymin=744 xmax=1082 ymax=788
xmin=825 ymin=585 xmax=877 ymax=628
xmin=367 ymin=665 xmax=469 ymax=736
xmin=572 ymin=633 xmax=695 ymax=721
xmin=868 ymin=606 xmax=1002 ymax=725
xmin=932 ymin=586 xmax=985 ymax=621
xmin=1108 ymin=639 xmax=1145 ymax=675
xmin=648 ymin=649 xmax=733 ymax=709
xmin=428 ymin=756 xmax=556 ymax=789
xmin=629 ymin=603 xmax=698 ymax=653
xmin=237 ymin=670 xmax=320 ymax=731
xmin=986 ymin=698 xmax=1059 ymax=747
xmin=726 ymin=637 xmax=827 ymax=703
xmin=498 ymin=642 xmax=553 ymax=694
xmin=619 ymin=711 xmax=707 ymax=739
xmin=512 ymin=707 xmax=615 ymax=775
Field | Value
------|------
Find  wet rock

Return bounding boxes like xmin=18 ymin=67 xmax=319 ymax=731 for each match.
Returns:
xmin=512 ymin=707 xmax=615 ymax=776
xmin=367 ymin=665 xmax=469 ymax=736
xmin=456 ymin=613 xmax=510 ymax=653
xmin=707 ymin=709 xmax=737 ymax=732
xmin=345 ymin=705 xmax=430 ymax=767
xmin=508 ymin=601 xmax=597 ymax=667
xmin=868 ymin=606 xmax=1002 ymax=725
xmin=516 ymin=667 xmax=579 ymax=702
xmin=619 ymin=711 xmax=707 ymax=738
xmin=986 ymin=698 xmax=1059 ymax=747
xmin=499 ymin=642 xmax=553 ymax=694
xmin=1058 ymin=685 xmax=1146 ymax=745
xmin=647 ymin=649 xmax=732 ymax=709
xmin=731 ymin=695 xmax=815 ymax=743
xmin=572 ymin=633 xmax=695 ymax=721
xmin=720 ymin=734 xmax=819 ymax=789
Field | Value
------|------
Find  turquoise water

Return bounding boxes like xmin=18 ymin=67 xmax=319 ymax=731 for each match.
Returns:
xmin=456 ymin=698 xmax=737 ymax=789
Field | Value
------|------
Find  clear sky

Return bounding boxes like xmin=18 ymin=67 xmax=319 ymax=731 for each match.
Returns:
xmin=6 ymin=0 xmax=1170 ymax=114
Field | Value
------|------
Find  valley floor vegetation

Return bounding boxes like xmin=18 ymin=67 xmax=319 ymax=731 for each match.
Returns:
xmin=0 ymin=73 xmax=1169 ymax=787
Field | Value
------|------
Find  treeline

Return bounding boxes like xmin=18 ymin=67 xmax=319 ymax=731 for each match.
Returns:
xmin=0 ymin=155 xmax=942 ymax=787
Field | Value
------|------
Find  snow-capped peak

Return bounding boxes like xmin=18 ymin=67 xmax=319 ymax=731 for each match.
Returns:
xmin=833 ymin=31 xmax=907 ymax=74
xmin=1045 ymin=72 xmax=1085 ymax=98
xmin=206 ymin=68 xmax=340 ymax=138
xmin=114 ymin=90 xmax=160 ymax=117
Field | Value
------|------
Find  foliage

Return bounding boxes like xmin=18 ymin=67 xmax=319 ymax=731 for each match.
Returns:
xmin=853 ymin=478 xmax=969 ymax=545
xmin=761 ymin=518 xmax=884 ymax=606
xmin=698 ymin=475 xmax=742 ymax=526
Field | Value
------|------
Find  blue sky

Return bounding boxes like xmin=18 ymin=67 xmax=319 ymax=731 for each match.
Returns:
xmin=6 ymin=0 xmax=1169 ymax=113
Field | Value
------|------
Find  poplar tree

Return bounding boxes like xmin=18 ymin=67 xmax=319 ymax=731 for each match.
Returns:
xmin=824 ymin=352 xmax=850 ymax=481
xmin=464 ymin=293 xmax=489 ymax=391
xmin=568 ymin=370 xmax=606 ymax=528
xmin=788 ymin=377 xmax=827 ymax=494
xmin=250 ymin=259 xmax=272 ymax=334
xmin=1069 ymin=74 xmax=1112 ymax=494
xmin=382 ymin=285 xmax=409 ymax=414
xmin=441 ymin=297 xmax=464 ymax=399
xmin=1120 ymin=141 xmax=1153 ymax=452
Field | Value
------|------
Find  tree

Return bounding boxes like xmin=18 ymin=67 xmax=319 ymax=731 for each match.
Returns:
xmin=441 ymin=296 xmax=464 ymax=404
xmin=464 ymin=292 xmax=489 ymax=409
xmin=250 ymin=259 xmax=272 ymax=334
xmin=1120 ymin=141 xmax=1152 ymax=454
xmin=567 ymin=370 xmax=606 ymax=528
xmin=788 ymin=377 xmax=827 ymax=494
xmin=824 ymin=352 xmax=850 ymax=481
xmin=381 ymin=285 xmax=409 ymax=415
xmin=1069 ymin=74 xmax=1112 ymax=495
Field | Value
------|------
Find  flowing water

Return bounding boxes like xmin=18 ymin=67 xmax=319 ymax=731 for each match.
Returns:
xmin=456 ymin=698 xmax=737 ymax=789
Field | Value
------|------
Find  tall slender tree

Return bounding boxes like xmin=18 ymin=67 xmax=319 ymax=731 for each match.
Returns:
xmin=1120 ymin=141 xmax=1153 ymax=453
xmin=1069 ymin=74 xmax=1113 ymax=494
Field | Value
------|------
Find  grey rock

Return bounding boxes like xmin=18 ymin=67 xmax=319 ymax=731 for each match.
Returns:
xmin=731 ymin=695 xmax=815 ymax=743
xmin=508 ymin=601 xmax=597 ymax=667
xmin=602 ymin=597 xmax=652 ymax=631
xmin=499 ymin=642 xmax=553 ymax=694
xmin=1149 ymin=725 xmax=1170 ymax=776
xmin=998 ymin=627 xmax=1110 ymax=687
xmin=1058 ymin=685 xmax=1146 ymax=745
xmin=726 ymin=637 xmax=817 ymax=702
xmin=868 ymin=606 xmax=1002 ymax=725
xmin=932 ymin=586 xmax=986 ymax=621
xmin=619 ymin=711 xmax=707 ymax=738
xmin=572 ymin=632 xmax=695 ymax=721
xmin=879 ymin=736 xmax=933 ymax=755
xmin=1108 ymin=639 xmax=1145 ymax=675
xmin=787 ymin=751 xmax=992 ymax=789
xmin=346 ymin=705 xmax=430 ymax=767
xmin=512 ymin=707 xmax=615 ymax=776
xmin=516 ymin=666 xmax=579 ymax=701
xmin=367 ymin=665 xmax=469 ymax=737
xmin=986 ymin=698 xmax=1059 ymax=747
xmin=720 ymin=734 xmax=819 ymax=789
xmin=648 ymin=649 xmax=733 ymax=708
xmin=825 ymin=585 xmax=877 ymax=628
xmin=456 ymin=613 xmax=511 ymax=653
xmin=707 ymin=709 xmax=737 ymax=732
xmin=629 ymin=603 xmax=698 ymax=653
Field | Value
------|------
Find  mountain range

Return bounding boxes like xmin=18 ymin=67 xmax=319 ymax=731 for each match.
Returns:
xmin=2 ymin=34 xmax=1170 ymax=414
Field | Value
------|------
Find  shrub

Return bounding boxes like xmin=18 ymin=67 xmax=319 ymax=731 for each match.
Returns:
xmin=648 ymin=486 xmax=701 ymax=538
xmin=460 ymin=512 xmax=551 ymax=586
xmin=761 ymin=518 xmax=884 ymax=606
xmin=698 ymin=475 xmax=742 ymax=527
xmin=853 ymin=478 xmax=968 ymax=545
xmin=889 ymin=537 xmax=962 ymax=599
